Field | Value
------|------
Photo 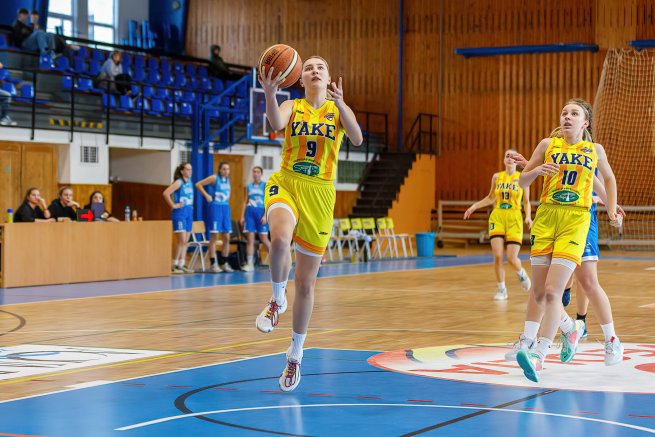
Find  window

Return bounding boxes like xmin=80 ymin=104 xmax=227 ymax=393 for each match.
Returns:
xmin=179 ymin=150 xmax=191 ymax=165
xmin=47 ymin=0 xmax=74 ymax=36
xmin=88 ymin=0 xmax=116 ymax=44
xmin=80 ymin=145 xmax=99 ymax=164
xmin=337 ymin=160 xmax=367 ymax=184
xmin=262 ymin=156 xmax=274 ymax=170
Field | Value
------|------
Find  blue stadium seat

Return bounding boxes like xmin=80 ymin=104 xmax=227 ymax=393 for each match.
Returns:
xmin=146 ymin=69 xmax=159 ymax=84
xmin=173 ymin=62 xmax=183 ymax=73
xmin=182 ymin=91 xmax=195 ymax=102
xmin=147 ymin=57 xmax=158 ymax=71
xmin=131 ymin=84 xmax=140 ymax=96
xmin=173 ymin=73 xmax=186 ymax=88
xmin=150 ymin=98 xmax=164 ymax=114
xmin=102 ymin=94 xmax=117 ymax=108
xmin=143 ymin=86 xmax=155 ymax=98
xmin=76 ymin=46 xmax=89 ymax=59
xmin=54 ymin=56 xmax=71 ymax=72
xmin=155 ymin=87 xmax=169 ymax=100
xmin=159 ymin=69 xmax=172 ymax=86
xmin=62 ymin=75 xmax=73 ymax=91
xmin=76 ymin=78 xmax=93 ymax=91
xmin=199 ymin=77 xmax=211 ymax=91
xmin=211 ymin=78 xmax=224 ymax=94
xmin=91 ymin=49 xmax=106 ymax=62
xmin=179 ymin=102 xmax=192 ymax=116
xmin=132 ymin=66 xmax=145 ymax=82
xmin=0 ymin=34 xmax=8 ymax=48
xmin=186 ymin=76 xmax=198 ymax=90
xmin=122 ymin=54 xmax=131 ymax=71
xmin=19 ymin=84 xmax=33 ymax=98
xmin=72 ymin=58 xmax=87 ymax=74
xmin=118 ymin=95 xmax=133 ymax=110
xmin=134 ymin=56 xmax=145 ymax=70
xmin=88 ymin=60 xmax=101 ymax=76
xmin=1 ymin=82 xmax=17 ymax=96
xmin=39 ymin=53 xmax=54 ymax=69
xmin=197 ymin=66 xmax=208 ymax=78
xmin=185 ymin=64 xmax=196 ymax=77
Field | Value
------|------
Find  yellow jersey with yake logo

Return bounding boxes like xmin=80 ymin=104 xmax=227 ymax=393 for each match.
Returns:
xmin=281 ymin=98 xmax=345 ymax=181
xmin=494 ymin=171 xmax=523 ymax=210
xmin=540 ymin=136 xmax=597 ymax=210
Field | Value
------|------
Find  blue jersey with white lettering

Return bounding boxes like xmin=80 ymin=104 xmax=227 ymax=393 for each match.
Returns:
xmin=247 ymin=181 xmax=266 ymax=208
xmin=213 ymin=176 xmax=231 ymax=205
xmin=173 ymin=178 xmax=194 ymax=206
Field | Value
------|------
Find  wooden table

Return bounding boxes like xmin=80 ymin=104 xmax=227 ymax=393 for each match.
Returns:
xmin=0 ymin=221 xmax=171 ymax=288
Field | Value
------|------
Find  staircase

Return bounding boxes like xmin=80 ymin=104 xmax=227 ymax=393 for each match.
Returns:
xmin=350 ymin=152 xmax=416 ymax=218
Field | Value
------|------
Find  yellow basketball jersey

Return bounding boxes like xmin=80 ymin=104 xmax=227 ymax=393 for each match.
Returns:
xmin=540 ymin=137 xmax=597 ymax=209
xmin=280 ymin=98 xmax=345 ymax=181
xmin=494 ymin=171 xmax=523 ymax=210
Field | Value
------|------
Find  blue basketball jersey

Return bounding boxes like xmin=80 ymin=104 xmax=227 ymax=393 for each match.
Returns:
xmin=247 ymin=181 xmax=266 ymax=208
xmin=173 ymin=178 xmax=194 ymax=206
xmin=213 ymin=176 xmax=231 ymax=205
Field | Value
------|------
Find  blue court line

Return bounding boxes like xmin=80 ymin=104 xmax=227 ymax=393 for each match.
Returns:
xmin=1 ymin=254 xmax=652 ymax=306
xmin=0 ymin=349 xmax=653 ymax=436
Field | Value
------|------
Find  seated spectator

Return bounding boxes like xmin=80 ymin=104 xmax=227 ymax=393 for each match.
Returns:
xmin=0 ymin=63 xmax=17 ymax=126
xmin=208 ymin=45 xmax=242 ymax=81
xmin=48 ymin=186 xmax=79 ymax=221
xmin=14 ymin=187 xmax=54 ymax=222
xmin=95 ymin=50 xmax=132 ymax=95
xmin=12 ymin=8 xmax=55 ymax=58
xmin=84 ymin=191 xmax=119 ymax=222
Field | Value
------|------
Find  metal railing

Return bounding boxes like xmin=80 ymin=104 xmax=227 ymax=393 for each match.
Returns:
xmin=404 ymin=112 xmax=440 ymax=156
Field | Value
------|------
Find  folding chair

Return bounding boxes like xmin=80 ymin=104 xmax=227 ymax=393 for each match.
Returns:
xmin=336 ymin=218 xmax=357 ymax=261
xmin=189 ymin=221 xmax=210 ymax=271
xmin=349 ymin=218 xmax=373 ymax=261
xmin=386 ymin=217 xmax=415 ymax=257
xmin=361 ymin=217 xmax=382 ymax=259
xmin=376 ymin=217 xmax=398 ymax=258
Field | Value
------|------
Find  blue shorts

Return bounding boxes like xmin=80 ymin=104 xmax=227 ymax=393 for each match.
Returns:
xmin=172 ymin=206 xmax=193 ymax=233
xmin=244 ymin=205 xmax=268 ymax=234
xmin=208 ymin=203 xmax=232 ymax=234
xmin=582 ymin=212 xmax=600 ymax=262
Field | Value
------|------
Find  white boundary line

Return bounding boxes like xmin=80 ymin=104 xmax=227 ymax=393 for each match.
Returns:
xmin=0 ymin=349 xmax=289 ymax=404
xmin=114 ymin=403 xmax=655 ymax=433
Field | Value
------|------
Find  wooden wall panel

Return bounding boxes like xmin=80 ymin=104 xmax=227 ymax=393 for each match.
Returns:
xmin=111 ymin=182 xmax=169 ymax=221
xmin=334 ymin=191 xmax=359 ymax=219
xmin=0 ymin=143 xmax=21 ymax=223
xmin=58 ymin=184 xmax=113 ymax=214
xmin=187 ymin=0 xmax=646 ymax=204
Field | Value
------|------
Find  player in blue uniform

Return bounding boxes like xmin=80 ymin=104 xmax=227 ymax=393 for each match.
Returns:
xmin=240 ymin=166 xmax=271 ymax=271
xmin=163 ymin=162 xmax=194 ymax=273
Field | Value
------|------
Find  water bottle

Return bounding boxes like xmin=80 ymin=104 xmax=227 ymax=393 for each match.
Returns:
xmin=6 ymin=208 xmax=13 ymax=223
xmin=124 ymin=205 xmax=131 ymax=222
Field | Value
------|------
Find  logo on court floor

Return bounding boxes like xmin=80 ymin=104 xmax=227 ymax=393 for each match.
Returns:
xmin=368 ymin=343 xmax=655 ymax=393
xmin=0 ymin=345 xmax=171 ymax=381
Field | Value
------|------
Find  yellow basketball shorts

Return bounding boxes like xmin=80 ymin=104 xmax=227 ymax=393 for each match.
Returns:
xmin=488 ymin=208 xmax=524 ymax=244
xmin=530 ymin=204 xmax=591 ymax=265
xmin=264 ymin=169 xmax=336 ymax=255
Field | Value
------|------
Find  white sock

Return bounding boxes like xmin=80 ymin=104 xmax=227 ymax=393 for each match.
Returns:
xmin=498 ymin=281 xmax=506 ymax=290
xmin=534 ymin=337 xmax=552 ymax=361
xmin=517 ymin=267 xmax=526 ymax=277
xmin=601 ymin=323 xmax=616 ymax=342
xmin=559 ymin=313 xmax=574 ymax=333
xmin=272 ymin=281 xmax=287 ymax=303
xmin=247 ymin=256 xmax=254 ymax=265
xmin=289 ymin=331 xmax=306 ymax=362
xmin=523 ymin=321 xmax=540 ymax=339
xmin=172 ymin=260 xmax=178 ymax=268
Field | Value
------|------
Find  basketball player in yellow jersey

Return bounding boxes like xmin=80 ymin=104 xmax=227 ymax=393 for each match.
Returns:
xmin=514 ymin=98 xmax=620 ymax=383
xmin=255 ymin=56 xmax=363 ymax=392
xmin=464 ymin=149 xmax=532 ymax=300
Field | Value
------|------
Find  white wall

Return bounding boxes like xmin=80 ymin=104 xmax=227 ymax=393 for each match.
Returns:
xmin=110 ymin=147 xmax=172 ymax=185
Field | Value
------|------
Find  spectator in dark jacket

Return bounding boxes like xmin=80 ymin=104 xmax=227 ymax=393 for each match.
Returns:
xmin=12 ymin=8 xmax=56 ymax=58
xmin=48 ymin=186 xmax=79 ymax=221
xmin=14 ymin=187 xmax=54 ymax=222
xmin=208 ymin=45 xmax=241 ymax=81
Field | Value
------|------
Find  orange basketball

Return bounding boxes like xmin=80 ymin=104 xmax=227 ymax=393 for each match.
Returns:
xmin=257 ymin=44 xmax=302 ymax=89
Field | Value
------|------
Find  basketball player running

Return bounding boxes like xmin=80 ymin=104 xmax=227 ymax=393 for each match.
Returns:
xmin=255 ymin=56 xmax=363 ymax=392
xmin=240 ymin=166 xmax=271 ymax=271
xmin=464 ymin=149 xmax=532 ymax=300
xmin=512 ymin=98 xmax=621 ymax=382
xmin=163 ymin=162 xmax=194 ymax=273
xmin=196 ymin=162 xmax=234 ymax=273
xmin=507 ymin=151 xmax=624 ymax=367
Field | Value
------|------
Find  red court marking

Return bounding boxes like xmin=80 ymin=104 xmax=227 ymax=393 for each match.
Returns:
xmin=259 ymin=389 xmax=282 ymax=394
xmin=212 ymin=387 xmax=237 ymax=391
xmin=629 ymin=414 xmax=655 ymax=419
xmin=308 ymin=393 xmax=333 ymax=397
xmin=167 ymin=385 xmax=192 ymax=388
xmin=460 ymin=403 xmax=487 ymax=407
xmin=570 ymin=410 xmax=599 ymax=415
xmin=357 ymin=396 xmax=383 ymax=400
xmin=407 ymin=399 xmax=433 ymax=403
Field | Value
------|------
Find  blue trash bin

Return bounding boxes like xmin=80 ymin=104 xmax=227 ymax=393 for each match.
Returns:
xmin=415 ymin=232 xmax=435 ymax=257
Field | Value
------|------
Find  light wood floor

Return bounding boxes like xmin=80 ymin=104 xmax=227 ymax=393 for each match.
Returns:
xmin=1 ymin=252 xmax=654 ymax=401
